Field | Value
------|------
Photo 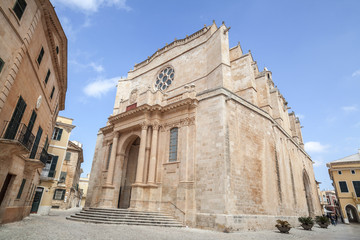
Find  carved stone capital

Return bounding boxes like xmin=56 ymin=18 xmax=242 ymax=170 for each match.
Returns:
xmin=141 ymin=121 xmax=148 ymax=130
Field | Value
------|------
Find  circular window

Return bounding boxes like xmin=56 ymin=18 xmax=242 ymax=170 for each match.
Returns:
xmin=155 ymin=67 xmax=174 ymax=91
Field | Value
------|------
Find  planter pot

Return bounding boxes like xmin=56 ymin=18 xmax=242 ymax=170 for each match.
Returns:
xmin=276 ymin=226 xmax=291 ymax=233
xmin=301 ymin=223 xmax=314 ymax=230
xmin=318 ymin=223 xmax=329 ymax=228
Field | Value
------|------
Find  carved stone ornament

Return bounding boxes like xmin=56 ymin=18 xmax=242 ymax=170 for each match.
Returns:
xmin=129 ymin=89 xmax=138 ymax=104
xmin=36 ymin=95 xmax=42 ymax=109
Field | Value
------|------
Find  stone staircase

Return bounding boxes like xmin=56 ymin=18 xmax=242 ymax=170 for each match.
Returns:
xmin=66 ymin=208 xmax=183 ymax=227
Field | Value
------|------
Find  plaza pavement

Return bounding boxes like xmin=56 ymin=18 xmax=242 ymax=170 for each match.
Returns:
xmin=0 ymin=208 xmax=359 ymax=240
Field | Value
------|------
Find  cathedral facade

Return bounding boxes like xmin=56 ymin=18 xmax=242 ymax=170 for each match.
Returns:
xmin=86 ymin=22 xmax=321 ymax=230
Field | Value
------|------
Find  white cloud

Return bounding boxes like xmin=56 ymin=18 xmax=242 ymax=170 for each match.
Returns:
xmin=352 ymin=69 xmax=360 ymax=77
xmin=89 ymin=62 xmax=104 ymax=73
xmin=84 ymin=76 xmax=120 ymax=98
xmin=69 ymin=60 xmax=104 ymax=73
xmin=60 ymin=17 xmax=76 ymax=41
xmin=51 ymin=0 xmax=131 ymax=13
xmin=304 ymin=141 xmax=329 ymax=153
xmin=342 ymin=105 xmax=358 ymax=113
xmin=313 ymin=157 xmax=324 ymax=167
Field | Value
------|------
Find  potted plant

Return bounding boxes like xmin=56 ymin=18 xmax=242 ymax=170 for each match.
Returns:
xmin=315 ymin=216 xmax=330 ymax=228
xmin=275 ymin=219 xmax=291 ymax=233
xmin=298 ymin=216 xmax=314 ymax=230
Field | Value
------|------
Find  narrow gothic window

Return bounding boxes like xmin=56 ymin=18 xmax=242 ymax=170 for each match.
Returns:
xmin=169 ymin=128 xmax=178 ymax=162
xmin=50 ymin=86 xmax=55 ymax=99
xmin=106 ymin=143 xmax=113 ymax=169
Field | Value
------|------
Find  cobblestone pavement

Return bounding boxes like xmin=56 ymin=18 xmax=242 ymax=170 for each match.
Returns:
xmin=0 ymin=208 xmax=359 ymax=240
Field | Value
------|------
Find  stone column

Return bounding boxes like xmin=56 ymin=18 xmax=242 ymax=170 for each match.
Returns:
xmin=105 ymin=132 xmax=119 ymax=185
xmin=148 ymin=123 xmax=159 ymax=184
xmin=135 ymin=123 xmax=148 ymax=184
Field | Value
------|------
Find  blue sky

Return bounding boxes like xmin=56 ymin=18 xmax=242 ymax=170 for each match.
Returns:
xmin=50 ymin=0 xmax=360 ymax=190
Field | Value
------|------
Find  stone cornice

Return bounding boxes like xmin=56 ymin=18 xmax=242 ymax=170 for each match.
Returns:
xmin=133 ymin=26 xmax=211 ymax=70
xmin=38 ymin=0 xmax=67 ymax=110
xmin=108 ymin=98 xmax=197 ymax=125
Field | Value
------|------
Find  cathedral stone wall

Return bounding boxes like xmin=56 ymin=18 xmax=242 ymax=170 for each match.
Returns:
xmin=86 ymin=21 xmax=322 ymax=231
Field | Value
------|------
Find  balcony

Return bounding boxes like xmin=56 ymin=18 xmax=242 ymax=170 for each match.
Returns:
xmin=34 ymin=147 xmax=51 ymax=165
xmin=0 ymin=121 xmax=35 ymax=157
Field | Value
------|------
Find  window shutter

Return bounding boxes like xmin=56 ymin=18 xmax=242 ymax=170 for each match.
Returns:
xmin=57 ymin=129 xmax=63 ymax=141
xmin=16 ymin=179 xmax=26 ymax=199
xmin=5 ymin=96 xmax=27 ymax=139
xmin=48 ymin=156 xmax=58 ymax=177
xmin=61 ymin=190 xmax=66 ymax=200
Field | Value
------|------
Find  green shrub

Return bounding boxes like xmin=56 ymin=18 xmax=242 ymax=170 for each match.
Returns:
xmin=315 ymin=216 xmax=330 ymax=224
xmin=298 ymin=216 xmax=314 ymax=225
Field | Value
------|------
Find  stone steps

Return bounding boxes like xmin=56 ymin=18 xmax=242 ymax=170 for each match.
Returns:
xmin=66 ymin=208 xmax=183 ymax=227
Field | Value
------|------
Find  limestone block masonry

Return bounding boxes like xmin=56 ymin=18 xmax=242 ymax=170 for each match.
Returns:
xmin=86 ymin=21 xmax=322 ymax=231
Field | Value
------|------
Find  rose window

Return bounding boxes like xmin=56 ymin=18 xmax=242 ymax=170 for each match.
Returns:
xmin=154 ymin=67 xmax=174 ymax=91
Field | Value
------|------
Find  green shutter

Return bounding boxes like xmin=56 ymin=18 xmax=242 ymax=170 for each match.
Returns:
xmin=16 ymin=179 xmax=26 ymax=199
xmin=61 ymin=190 xmax=66 ymax=200
xmin=5 ymin=96 xmax=27 ymax=139
xmin=37 ymin=47 xmax=44 ymax=65
xmin=48 ymin=156 xmax=58 ymax=177
xmin=57 ymin=128 xmax=63 ymax=141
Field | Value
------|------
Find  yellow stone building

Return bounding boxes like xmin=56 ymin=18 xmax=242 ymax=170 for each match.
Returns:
xmin=327 ymin=150 xmax=360 ymax=223
xmin=79 ymin=174 xmax=90 ymax=207
xmin=31 ymin=116 xmax=83 ymax=214
xmin=0 ymin=0 xmax=67 ymax=224
xmin=86 ymin=22 xmax=322 ymax=230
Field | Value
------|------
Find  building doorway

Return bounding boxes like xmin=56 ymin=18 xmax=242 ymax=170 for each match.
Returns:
xmin=0 ymin=174 xmax=14 ymax=207
xmin=345 ymin=205 xmax=359 ymax=223
xmin=303 ymin=171 xmax=314 ymax=217
xmin=30 ymin=187 xmax=44 ymax=213
xmin=118 ymin=137 xmax=140 ymax=209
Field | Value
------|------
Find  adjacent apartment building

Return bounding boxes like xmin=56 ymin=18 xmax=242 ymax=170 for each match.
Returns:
xmin=31 ymin=116 xmax=83 ymax=214
xmin=327 ymin=149 xmax=360 ymax=223
xmin=0 ymin=0 xmax=67 ymax=224
xmin=79 ymin=174 xmax=90 ymax=207
xmin=86 ymin=21 xmax=321 ymax=230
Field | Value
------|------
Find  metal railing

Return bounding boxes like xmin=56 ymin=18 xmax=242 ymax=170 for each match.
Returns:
xmin=33 ymin=147 xmax=51 ymax=164
xmin=1 ymin=121 xmax=35 ymax=151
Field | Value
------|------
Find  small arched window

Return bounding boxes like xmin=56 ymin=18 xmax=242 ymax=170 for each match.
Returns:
xmin=169 ymin=128 xmax=178 ymax=162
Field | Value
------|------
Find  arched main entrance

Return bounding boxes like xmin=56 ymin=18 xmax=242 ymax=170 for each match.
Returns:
xmin=345 ymin=204 xmax=360 ymax=223
xmin=303 ymin=170 xmax=314 ymax=217
xmin=118 ymin=137 xmax=140 ymax=208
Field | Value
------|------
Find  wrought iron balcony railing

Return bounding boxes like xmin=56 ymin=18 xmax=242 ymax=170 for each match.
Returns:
xmin=1 ymin=121 xmax=35 ymax=151
xmin=33 ymin=146 xmax=51 ymax=165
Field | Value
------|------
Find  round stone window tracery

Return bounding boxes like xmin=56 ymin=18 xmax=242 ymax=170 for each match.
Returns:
xmin=154 ymin=67 xmax=174 ymax=91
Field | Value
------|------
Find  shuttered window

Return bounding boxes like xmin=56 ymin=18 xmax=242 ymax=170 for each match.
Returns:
xmin=16 ymin=179 xmax=26 ymax=199
xmin=169 ymin=128 xmax=178 ymax=162
xmin=65 ymin=152 xmax=71 ymax=161
xmin=29 ymin=126 xmax=42 ymax=159
xmin=52 ymin=127 xmax=62 ymax=141
xmin=339 ymin=181 xmax=349 ymax=193
xmin=50 ymin=86 xmax=55 ymax=99
xmin=0 ymin=58 xmax=4 ymax=73
xmin=59 ymin=172 xmax=67 ymax=183
xmin=353 ymin=181 xmax=360 ymax=197
xmin=5 ymin=96 xmax=26 ymax=139
xmin=53 ymin=189 xmax=65 ymax=200
xmin=37 ymin=47 xmax=44 ymax=65
xmin=13 ymin=0 xmax=27 ymax=20
xmin=48 ymin=155 xmax=58 ymax=178
xmin=44 ymin=69 xmax=51 ymax=84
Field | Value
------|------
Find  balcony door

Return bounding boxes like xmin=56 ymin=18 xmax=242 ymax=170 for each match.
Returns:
xmin=4 ymin=96 xmax=26 ymax=139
